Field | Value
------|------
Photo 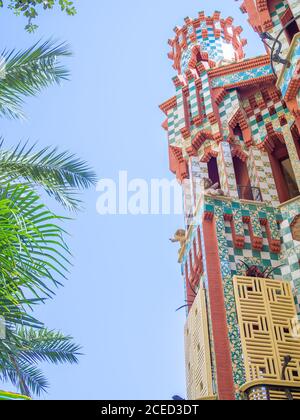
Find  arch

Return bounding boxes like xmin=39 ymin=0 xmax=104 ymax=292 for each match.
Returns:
xmin=258 ymin=131 xmax=285 ymax=153
xmin=169 ymin=145 xmax=189 ymax=182
xmin=186 ymin=130 xmax=215 ymax=157
xmin=229 ymin=109 xmax=252 ymax=146
xmin=188 ymin=45 xmax=209 ymax=70
xmin=231 ymin=144 xmax=248 ymax=162
xmin=200 ymin=147 xmax=218 ymax=163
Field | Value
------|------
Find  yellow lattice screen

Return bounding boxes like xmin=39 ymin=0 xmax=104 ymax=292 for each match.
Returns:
xmin=184 ymin=288 xmax=213 ymax=400
xmin=233 ymin=276 xmax=300 ymax=385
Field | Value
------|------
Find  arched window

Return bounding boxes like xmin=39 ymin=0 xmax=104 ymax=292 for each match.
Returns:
xmin=233 ymin=125 xmax=244 ymax=143
xmin=207 ymin=157 xmax=220 ymax=186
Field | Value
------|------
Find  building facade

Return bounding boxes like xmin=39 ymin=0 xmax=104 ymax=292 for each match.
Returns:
xmin=160 ymin=2 xmax=300 ymax=401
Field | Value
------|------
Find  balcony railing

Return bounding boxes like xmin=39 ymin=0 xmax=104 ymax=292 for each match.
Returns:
xmin=237 ymin=185 xmax=263 ymax=202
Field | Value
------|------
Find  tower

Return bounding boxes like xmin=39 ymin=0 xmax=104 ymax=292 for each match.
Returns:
xmin=160 ymin=8 xmax=300 ymax=401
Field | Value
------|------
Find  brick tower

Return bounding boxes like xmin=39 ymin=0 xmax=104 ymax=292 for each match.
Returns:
xmin=160 ymin=7 xmax=300 ymax=401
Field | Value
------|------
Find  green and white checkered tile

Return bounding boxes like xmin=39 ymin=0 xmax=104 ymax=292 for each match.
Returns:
xmin=269 ymin=1 xmax=290 ymax=75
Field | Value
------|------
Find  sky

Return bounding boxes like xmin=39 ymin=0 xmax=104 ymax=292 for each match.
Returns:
xmin=0 ymin=0 xmax=265 ymax=400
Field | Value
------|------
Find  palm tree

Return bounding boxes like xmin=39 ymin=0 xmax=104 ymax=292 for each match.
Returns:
xmin=0 ymin=40 xmax=96 ymax=396
xmin=0 ymin=40 xmax=97 ymax=211
xmin=0 ymin=327 xmax=81 ymax=397
xmin=0 ymin=180 xmax=74 ymax=396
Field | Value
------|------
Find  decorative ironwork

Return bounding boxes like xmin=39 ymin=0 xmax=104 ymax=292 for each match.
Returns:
xmin=261 ymin=14 xmax=300 ymax=76
xmin=239 ymin=261 xmax=283 ymax=279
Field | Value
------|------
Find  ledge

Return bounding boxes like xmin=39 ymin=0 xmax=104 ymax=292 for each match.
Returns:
xmin=278 ymin=195 xmax=300 ymax=208
xmin=208 ymin=54 xmax=270 ymax=78
xmin=195 ymin=395 xmax=218 ymax=401
xmin=240 ymin=379 xmax=300 ymax=393
xmin=177 ymin=194 xmax=277 ymax=263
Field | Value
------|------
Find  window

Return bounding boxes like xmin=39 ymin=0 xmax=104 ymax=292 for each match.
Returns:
xmin=233 ymin=156 xmax=254 ymax=200
xmin=207 ymin=157 xmax=220 ymax=186
xmin=285 ymin=17 xmax=299 ymax=44
xmin=281 ymin=158 xmax=299 ymax=199
xmin=269 ymin=137 xmax=300 ymax=202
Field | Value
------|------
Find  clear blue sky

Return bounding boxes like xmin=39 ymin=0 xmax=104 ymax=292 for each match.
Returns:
xmin=0 ymin=0 xmax=264 ymax=400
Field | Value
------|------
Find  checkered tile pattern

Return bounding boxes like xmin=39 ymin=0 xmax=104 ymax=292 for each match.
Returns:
xmin=181 ymin=20 xmax=236 ymax=73
xmin=218 ymin=142 xmax=239 ymax=198
xmin=219 ymin=90 xmax=240 ymax=141
xmin=201 ymin=73 xmax=213 ymax=116
xmin=247 ymin=148 xmax=280 ymax=204
xmin=280 ymin=198 xmax=300 ymax=314
xmin=244 ymin=94 xmax=293 ymax=145
xmin=240 ymin=90 xmax=300 ymax=196
xmin=167 ymin=108 xmax=177 ymax=146
xmin=166 ymin=73 xmax=215 ymax=150
xmin=176 ymin=89 xmax=186 ymax=133
xmin=189 ymin=157 xmax=208 ymax=205
xmin=226 ymin=222 xmax=281 ymax=274
xmin=282 ymin=125 xmax=300 ymax=191
xmin=269 ymin=1 xmax=291 ymax=76
xmin=188 ymin=79 xmax=200 ymax=121
xmin=280 ymin=36 xmax=300 ymax=97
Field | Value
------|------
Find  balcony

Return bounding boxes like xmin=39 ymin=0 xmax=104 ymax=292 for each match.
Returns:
xmin=237 ymin=185 xmax=263 ymax=202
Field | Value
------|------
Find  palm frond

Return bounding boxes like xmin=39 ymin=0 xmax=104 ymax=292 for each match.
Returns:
xmin=15 ymin=328 xmax=82 ymax=365
xmin=0 ymin=357 xmax=48 ymax=397
xmin=0 ymin=39 xmax=72 ymax=119
xmin=0 ymin=181 xmax=71 ymax=300
xmin=0 ymin=326 xmax=81 ymax=397
xmin=0 ymin=141 xmax=97 ymax=211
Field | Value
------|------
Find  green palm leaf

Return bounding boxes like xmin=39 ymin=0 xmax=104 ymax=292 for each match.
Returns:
xmin=0 ymin=39 xmax=72 ymax=119
xmin=0 ymin=181 xmax=71 ymax=299
xmin=15 ymin=328 xmax=82 ymax=365
xmin=0 ymin=357 xmax=48 ymax=397
xmin=0 ymin=141 xmax=97 ymax=211
xmin=0 ymin=327 xmax=81 ymax=397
